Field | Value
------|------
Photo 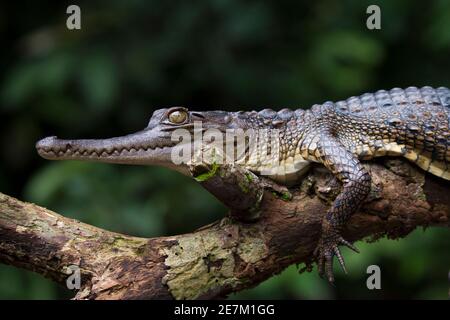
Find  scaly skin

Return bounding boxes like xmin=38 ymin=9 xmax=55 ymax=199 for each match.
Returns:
xmin=36 ymin=86 xmax=450 ymax=283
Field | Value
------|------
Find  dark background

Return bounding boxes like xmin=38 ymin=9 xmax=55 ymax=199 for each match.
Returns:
xmin=0 ymin=0 xmax=449 ymax=299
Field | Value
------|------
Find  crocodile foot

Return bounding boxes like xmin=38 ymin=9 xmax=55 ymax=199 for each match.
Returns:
xmin=313 ymin=228 xmax=359 ymax=283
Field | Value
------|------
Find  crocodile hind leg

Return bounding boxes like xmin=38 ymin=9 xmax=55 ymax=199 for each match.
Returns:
xmin=313 ymin=135 xmax=372 ymax=283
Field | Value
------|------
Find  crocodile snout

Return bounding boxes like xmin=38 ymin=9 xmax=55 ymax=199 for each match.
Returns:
xmin=36 ymin=136 xmax=63 ymax=159
xmin=36 ymin=136 xmax=58 ymax=149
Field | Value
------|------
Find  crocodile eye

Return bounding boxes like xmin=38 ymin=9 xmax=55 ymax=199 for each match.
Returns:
xmin=168 ymin=110 xmax=188 ymax=124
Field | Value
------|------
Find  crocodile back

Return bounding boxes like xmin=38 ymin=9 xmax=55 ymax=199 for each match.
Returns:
xmin=330 ymin=86 xmax=450 ymax=179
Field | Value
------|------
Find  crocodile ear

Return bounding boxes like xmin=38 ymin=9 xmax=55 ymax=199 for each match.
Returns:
xmin=191 ymin=112 xmax=205 ymax=119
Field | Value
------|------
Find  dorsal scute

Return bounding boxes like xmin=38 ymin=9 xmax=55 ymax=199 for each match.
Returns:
xmin=277 ymin=108 xmax=294 ymax=120
xmin=310 ymin=103 xmax=327 ymax=113
xmin=437 ymin=87 xmax=450 ymax=108
xmin=294 ymin=109 xmax=305 ymax=117
xmin=258 ymin=108 xmax=277 ymax=118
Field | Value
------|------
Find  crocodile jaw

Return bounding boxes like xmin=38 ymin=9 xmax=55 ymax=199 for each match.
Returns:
xmin=36 ymin=131 xmax=189 ymax=174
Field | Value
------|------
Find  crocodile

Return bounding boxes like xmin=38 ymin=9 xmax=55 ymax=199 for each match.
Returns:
xmin=36 ymin=86 xmax=450 ymax=283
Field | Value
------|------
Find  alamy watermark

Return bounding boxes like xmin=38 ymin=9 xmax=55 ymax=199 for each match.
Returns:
xmin=66 ymin=264 xmax=81 ymax=290
xmin=66 ymin=5 xmax=81 ymax=30
xmin=169 ymin=121 xmax=284 ymax=176
xmin=366 ymin=264 xmax=381 ymax=290
xmin=366 ymin=5 xmax=381 ymax=30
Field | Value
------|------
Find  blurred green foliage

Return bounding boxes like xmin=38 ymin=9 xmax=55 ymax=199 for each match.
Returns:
xmin=0 ymin=0 xmax=449 ymax=299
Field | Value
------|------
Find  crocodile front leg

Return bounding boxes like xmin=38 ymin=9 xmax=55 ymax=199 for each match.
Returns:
xmin=313 ymin=134 xmax=372 ymax=283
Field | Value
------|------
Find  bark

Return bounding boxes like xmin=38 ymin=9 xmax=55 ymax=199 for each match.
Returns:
xmin=0 ymin=158 xmax=448 ymax=299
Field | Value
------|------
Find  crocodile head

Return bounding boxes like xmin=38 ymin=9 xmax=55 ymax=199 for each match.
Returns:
xmin=36 ymin=107 xmax=237 ymax=175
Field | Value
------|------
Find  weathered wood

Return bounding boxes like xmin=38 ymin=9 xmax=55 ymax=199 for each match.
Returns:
xmin=0 ymin=159 xmax=448 ymax=299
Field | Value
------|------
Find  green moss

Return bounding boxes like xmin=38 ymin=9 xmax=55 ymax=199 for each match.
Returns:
xmin=238 ymin=180 xmax=250 ymax=193
xmin=194 ymin=163 xmax=220 ymax=182
xmin=271 ymin=190 xmax=293 ymax=201
xmin=417 ymin=191 xmax=427 ymax=201
xmin=281 ymin=192 xmax=293 ymax=201
xmin=237 ymin=172 xmax=256 ymax=194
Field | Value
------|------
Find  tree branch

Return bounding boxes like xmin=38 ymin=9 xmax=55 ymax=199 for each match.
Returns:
xmin=0 ymin=159 xmax=448 ymax=299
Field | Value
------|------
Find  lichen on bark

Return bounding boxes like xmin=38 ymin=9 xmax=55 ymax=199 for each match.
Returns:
xmin=0 ymin=158 xmax=448 ymax=299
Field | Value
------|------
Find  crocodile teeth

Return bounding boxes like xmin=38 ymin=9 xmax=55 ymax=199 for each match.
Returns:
xmin=38 ymin=141 xmax=178 ymax=157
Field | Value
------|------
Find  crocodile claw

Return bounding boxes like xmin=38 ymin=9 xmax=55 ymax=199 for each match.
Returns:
xmin=314 ymin=232 xmax=359 ymax=283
